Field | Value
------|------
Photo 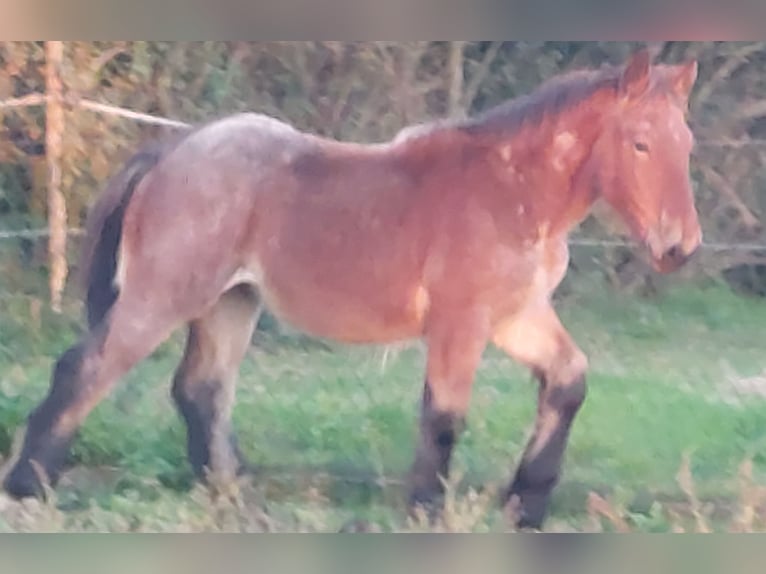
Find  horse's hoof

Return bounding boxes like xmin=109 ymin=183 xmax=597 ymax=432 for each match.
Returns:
xmin=3 ymin=463 xmax=45 ymax=500
xmin=407 ymin=487 xmax=445 ymax=525
xmin=504 ymin=491 xmax=546 ymax=532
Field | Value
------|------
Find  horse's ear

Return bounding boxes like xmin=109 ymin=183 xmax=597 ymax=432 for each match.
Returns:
xmin=671 ymin=59 xmax=698 ymax=102
xmin=620 ymin=49 xmax=651 ymax=100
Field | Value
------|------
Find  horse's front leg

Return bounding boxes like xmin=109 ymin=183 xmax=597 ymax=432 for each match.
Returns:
xmin=408 ymin=309 xmax=490 ymax=518
xmin=493 ymin=302 xmax=588 ymax=530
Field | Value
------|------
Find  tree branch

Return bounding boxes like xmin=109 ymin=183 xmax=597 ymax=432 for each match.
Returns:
xmin=694 ymin=42 xmax=766 ymax=110
xmin=461 ymin=41 xmax=502 ymax=113
xmin=0 ymin=93 xmax=46 ymax=109
xmin=699 ymin=163 xmax=761 ymax=231
xmin=447 ymin=41 xmax=466 ymax=118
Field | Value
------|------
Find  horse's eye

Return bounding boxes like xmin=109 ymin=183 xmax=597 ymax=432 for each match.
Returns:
xmin=634 ymin=141 xmax=650 ymax=153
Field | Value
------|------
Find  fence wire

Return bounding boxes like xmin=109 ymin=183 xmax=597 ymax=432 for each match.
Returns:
xmin=1 ymin=226 xmax=766 ymax=254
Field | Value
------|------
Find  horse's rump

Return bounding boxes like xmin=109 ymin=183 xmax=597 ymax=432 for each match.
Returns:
xmin=79 ymin=133 xmax=189 ymax=329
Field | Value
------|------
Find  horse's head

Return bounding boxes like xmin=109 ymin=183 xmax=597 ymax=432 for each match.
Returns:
xmin=593 ymin=50 xmax=701 ymax=273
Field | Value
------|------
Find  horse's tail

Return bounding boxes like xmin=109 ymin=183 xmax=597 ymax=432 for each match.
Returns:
xmin=79 ymin=135 xmax=187 ymax=330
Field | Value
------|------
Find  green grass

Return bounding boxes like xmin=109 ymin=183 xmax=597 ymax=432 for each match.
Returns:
xmin=1 ymin=268 xmax=766 ymax=531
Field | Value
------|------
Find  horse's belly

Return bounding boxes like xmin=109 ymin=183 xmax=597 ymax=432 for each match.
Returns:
xmin=256 ymin=271 xmax=427 ymax=344
xmin=263 ymin=290 xmax=425 ymax=343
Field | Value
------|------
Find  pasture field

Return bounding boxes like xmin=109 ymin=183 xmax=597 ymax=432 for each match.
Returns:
xmin=1 ymin=267 xmax=766 ymax=532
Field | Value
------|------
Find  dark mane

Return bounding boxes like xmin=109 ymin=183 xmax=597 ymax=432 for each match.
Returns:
xmin=395 ymin=64 xmax=623 ymax=143
xmin=461 ymin=65 xmax=622 ymax=135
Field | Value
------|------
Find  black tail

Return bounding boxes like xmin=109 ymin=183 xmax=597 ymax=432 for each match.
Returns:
xmin=79 ymin=136 xmax=187 ymax=330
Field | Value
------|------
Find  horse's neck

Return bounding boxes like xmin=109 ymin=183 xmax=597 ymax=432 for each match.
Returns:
xmin=525 ymin=113 xmax=605 ymax=237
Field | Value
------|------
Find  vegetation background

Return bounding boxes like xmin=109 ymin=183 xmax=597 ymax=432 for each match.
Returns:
xmin=1 ymin=42 xmax=766 ymax=532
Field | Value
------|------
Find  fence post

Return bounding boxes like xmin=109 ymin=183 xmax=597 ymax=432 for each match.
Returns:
xmin=45 ymin=41 xmax=67 ymax=313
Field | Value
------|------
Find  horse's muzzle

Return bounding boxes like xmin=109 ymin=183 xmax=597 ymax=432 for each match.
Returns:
xmin=645 ymin=216 xmax=702 ymax=274
xmin=651 ymin=243 xmax=698 ymax=274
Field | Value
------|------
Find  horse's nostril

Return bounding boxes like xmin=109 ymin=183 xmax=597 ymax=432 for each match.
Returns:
xmin=666 ymin=245 xmax=682 ymax=261
xmin=653 ymin=243 xmax=693 ymax=273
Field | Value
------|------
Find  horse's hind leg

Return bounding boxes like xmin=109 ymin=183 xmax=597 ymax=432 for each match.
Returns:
xmin=3 ymin=292 xmax=183 ymax=499
xmin=171 ymin=284 xmax=261 ymax=485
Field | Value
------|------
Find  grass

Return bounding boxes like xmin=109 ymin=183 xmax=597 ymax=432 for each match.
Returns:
xmin=1 ymin=258 xmax=766 ymax=531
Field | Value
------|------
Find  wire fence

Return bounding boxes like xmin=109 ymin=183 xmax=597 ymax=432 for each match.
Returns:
xmin=2 ymin=226 xmax=766 ymax=254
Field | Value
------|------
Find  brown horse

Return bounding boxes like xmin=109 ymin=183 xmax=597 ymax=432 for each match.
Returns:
xmin=4 ymin=50 xmax=700 ymax=530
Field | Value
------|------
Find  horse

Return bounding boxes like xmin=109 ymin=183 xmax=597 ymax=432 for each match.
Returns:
xmin=3 ymin=49 xmax=701 ymax=530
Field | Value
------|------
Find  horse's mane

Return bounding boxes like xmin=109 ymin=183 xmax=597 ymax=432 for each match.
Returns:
xmin=395 ymin=63 xmax=623 ymax=143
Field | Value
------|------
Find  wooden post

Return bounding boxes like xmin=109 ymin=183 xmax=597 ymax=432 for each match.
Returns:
xmin=45 ymin=41 xmax=66 ymax=313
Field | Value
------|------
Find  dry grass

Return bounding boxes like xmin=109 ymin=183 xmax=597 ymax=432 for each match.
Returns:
xmin=583 ymin=457 xmax=766 ymax=533
xmin=2 ymin=456 xmax=766 ymax=532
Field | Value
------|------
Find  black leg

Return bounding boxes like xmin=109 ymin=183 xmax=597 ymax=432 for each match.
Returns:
xmin=504 ymin=374 xmax=587 ymax=529
xmin=408 ymin=382 xmax=466 ymax=514
xmin=172 ymin=376 xmax=246 ymax=480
